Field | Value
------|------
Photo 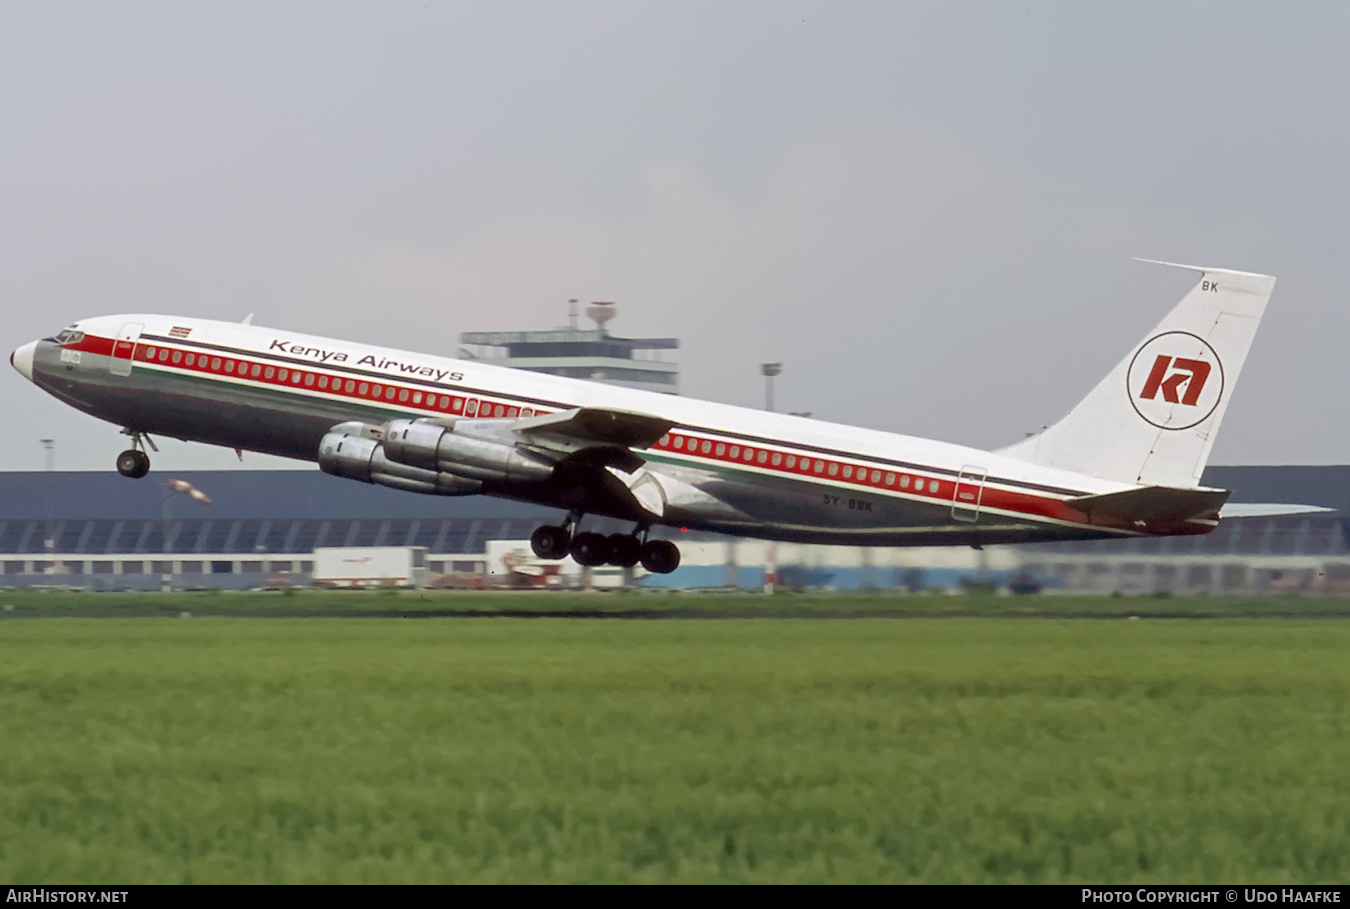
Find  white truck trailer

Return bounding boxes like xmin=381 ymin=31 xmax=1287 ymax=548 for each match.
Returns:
xmin=312 ymin=546 xmax=427 ymax=588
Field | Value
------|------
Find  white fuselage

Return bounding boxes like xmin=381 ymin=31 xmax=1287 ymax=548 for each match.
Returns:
xmin=10 ymin=312 xmax=1205 ymax=548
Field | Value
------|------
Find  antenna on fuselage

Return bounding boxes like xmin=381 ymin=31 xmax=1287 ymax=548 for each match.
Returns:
xmin=242 ymin=313 xmax=254 ymax=326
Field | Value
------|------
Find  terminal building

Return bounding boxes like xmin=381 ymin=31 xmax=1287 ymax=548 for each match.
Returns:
xmin=0 ymin=469 xmax=566 ymax=590
xmin=1 ymin=465 xmax=1347 ymax=593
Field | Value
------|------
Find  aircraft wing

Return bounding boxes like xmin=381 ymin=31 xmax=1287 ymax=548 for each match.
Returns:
xmin=509 ymin=407 xmax=675 ymax=475
xmin=514 ymin=407 xmax=674 ymax=449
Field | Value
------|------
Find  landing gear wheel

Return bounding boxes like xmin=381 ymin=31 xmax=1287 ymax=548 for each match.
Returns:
xmin=640 ymin=539 xmax=680 ymax=574
xmin=530 ymin=525 xmax=571 ymax=560
xmin=570 ymin=532 xmax=612 ymax=567
xmin=607 ymin=534 xmax=641 ymax=568
xmin=116 ymin=449 xmax=150 ymax=479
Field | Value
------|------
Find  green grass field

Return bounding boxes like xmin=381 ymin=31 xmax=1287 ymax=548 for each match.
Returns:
xmin=6 ymin=587 xmax=1350 ymax=618
xmin=0 ymin=606 xmax=1347 ymax=882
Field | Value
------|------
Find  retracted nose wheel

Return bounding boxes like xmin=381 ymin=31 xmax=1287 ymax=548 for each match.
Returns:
xmin=115 ymin=449 xmax=150 ymax=479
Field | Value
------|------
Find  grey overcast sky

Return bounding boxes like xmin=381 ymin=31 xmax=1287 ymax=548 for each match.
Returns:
xmin=4 ymin=1 xmax=1349 ymax=472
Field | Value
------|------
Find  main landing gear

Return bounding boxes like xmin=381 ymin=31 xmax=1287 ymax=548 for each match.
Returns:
xmin=115 ymin=430 xmax=156 ymax=479
xmin=529 ymin=512 xmax=681 ymax=574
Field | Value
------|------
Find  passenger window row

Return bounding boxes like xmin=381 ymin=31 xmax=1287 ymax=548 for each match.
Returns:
xmin=655 ymin=433 xmax=944 ymax=496
xmin=136 ymin=343 xmax=541 ymax=421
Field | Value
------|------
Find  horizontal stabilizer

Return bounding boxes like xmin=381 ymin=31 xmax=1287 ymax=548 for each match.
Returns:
xmin=1067 ymin=485 xmax=1231 ymax=525
xmin=515 ymin=407 xmax=674 ymax=449
xmin=1219 ymin=503 xmax=1336 ymax=519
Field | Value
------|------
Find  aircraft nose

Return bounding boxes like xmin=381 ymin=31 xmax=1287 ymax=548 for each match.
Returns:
xmin=10 ymin=340 xmax=36 ymax=382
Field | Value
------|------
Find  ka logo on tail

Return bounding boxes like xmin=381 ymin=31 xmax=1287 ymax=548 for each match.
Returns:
xmin=1126 ymin=331 xmax=1225 ymax=430
xmin=1139 ymin=355 xmax=1211 ymax=405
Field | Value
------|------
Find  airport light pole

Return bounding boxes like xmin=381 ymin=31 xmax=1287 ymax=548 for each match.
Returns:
xmin=40 ymin=440 xmax=54 ymax=574
xmin=761 ymin=363 xmax=782 ymax=412
xmin=753 ymin=369 xmax=782 ymax=594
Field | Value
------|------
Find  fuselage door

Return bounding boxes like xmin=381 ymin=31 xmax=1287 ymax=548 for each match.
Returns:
xmin=110 ymin=322 xmax=144 ymax=377
xmin=952 ymin=464 xmax=987 ymax=523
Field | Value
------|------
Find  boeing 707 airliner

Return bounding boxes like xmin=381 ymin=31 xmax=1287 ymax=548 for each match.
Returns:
xmin=9 ymin=262 xmax=1301 ymax=574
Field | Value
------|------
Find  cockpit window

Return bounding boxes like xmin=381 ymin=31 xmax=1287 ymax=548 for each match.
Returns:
xmin=55 ymin=330 xmax=85 ymax=345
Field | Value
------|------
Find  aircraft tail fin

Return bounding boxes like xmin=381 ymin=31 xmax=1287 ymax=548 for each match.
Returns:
xmin=998 ymin=261 xmax=1275 ymax=488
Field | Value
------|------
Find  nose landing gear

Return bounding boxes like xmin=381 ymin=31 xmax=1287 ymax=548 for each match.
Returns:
xmin=115 ymin=430 xmax=156 ymax=479
xmin=115 ymin=450 xmax=150 ymax=479
xmin=528 ymin=513 xmax=681 ymax=574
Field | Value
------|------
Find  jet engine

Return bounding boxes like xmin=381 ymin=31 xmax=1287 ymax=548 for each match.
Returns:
xmin=381 ymin=418 xmax=554 ymax=484
xmin=318 ymin=418 xmax=555 ymax=496
xmin=319 ymin=423 xmax=482 ymax=495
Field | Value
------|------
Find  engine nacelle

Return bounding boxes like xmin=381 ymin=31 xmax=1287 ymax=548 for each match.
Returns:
xmin=318 ymin=423 xmax=482 ymax=496
xmin=381 ymin=418 xmax=555 ymax=484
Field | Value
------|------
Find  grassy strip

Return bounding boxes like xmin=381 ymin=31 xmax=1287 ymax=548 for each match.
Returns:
xmin=2 ymin=588 xmax=1350 ymax=618
xmin=0 ymin=617 xmax=1345 ymax=883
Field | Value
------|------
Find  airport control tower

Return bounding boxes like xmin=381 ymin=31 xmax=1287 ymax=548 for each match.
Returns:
xmin=459 ymin=301 xmax=680 ymax=394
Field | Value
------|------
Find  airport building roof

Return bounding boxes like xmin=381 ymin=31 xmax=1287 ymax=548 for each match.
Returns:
xmin=460 ymin=302 xmax=680 ymax=394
